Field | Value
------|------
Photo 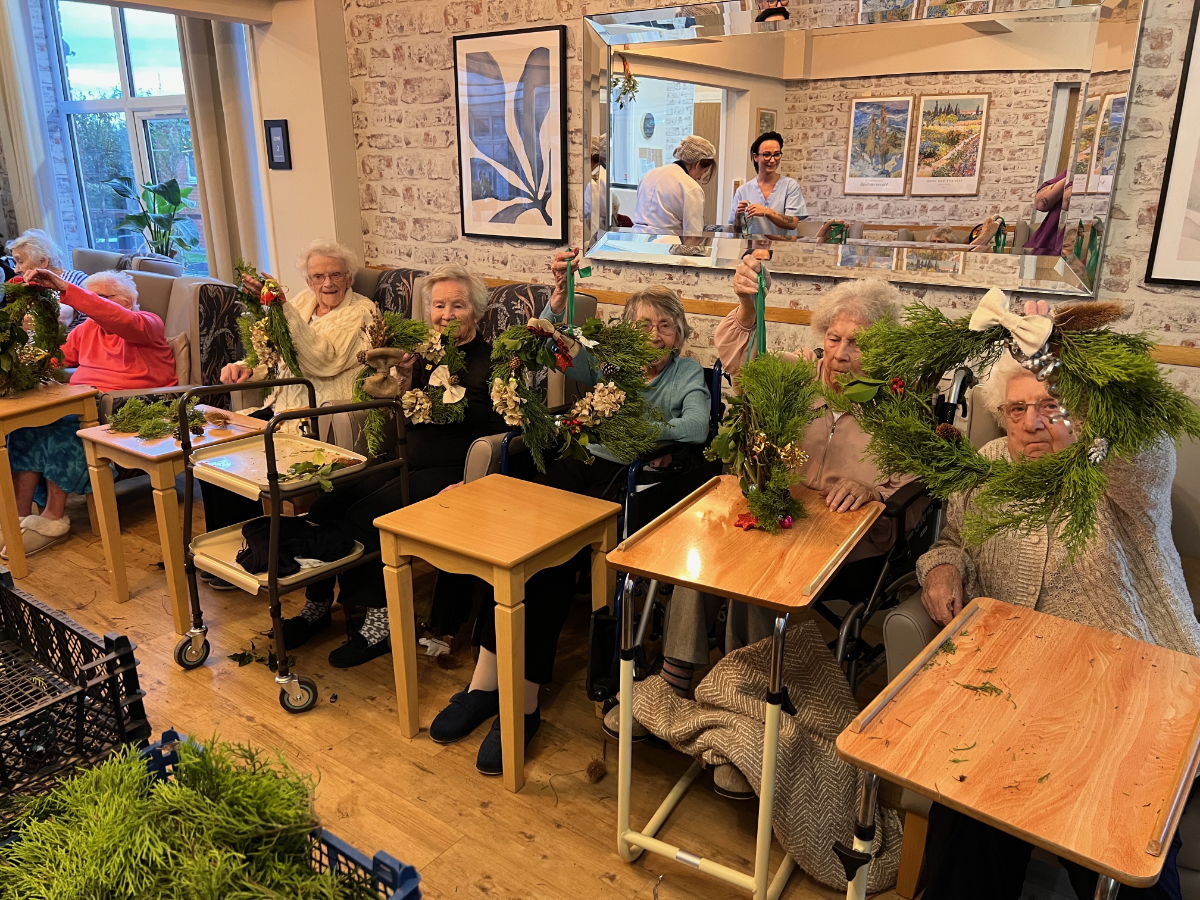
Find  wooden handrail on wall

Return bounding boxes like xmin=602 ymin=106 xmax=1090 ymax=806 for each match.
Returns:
xmin=387 ymin=270 xmax=1200 ymax=368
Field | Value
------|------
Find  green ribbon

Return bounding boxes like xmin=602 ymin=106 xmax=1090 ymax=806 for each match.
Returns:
xmin=755 ymin=264 xmax=767 ymax=357
xmin=565 ymin=256 xmax=591 ymax=324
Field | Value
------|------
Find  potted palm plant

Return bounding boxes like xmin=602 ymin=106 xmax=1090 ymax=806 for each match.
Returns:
xmin=103 ymin=175 xmax=200 ymax=260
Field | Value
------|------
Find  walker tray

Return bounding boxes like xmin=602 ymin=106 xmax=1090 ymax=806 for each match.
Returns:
xmin=191 ymin=521 xmax=365 ymax=594
xmin=189 ymin=434 xmax=368 ymax=500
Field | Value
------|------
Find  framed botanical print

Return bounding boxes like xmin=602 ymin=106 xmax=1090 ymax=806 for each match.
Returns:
xmin=844 ymin=96 xmax=914 ymax=195
xmin=756 ymin=107 xmax=778 ymax=136
xmin=1087 ymin=92 xmax=1127 ymax=194
xmin=910 ymin=93 xmax=989 ymax=196
xmin=1147 ymin=1 xmax=1200 ymax=284
xmin=1072 ymin=95 xmax=1102 ymax=194
xmin=452 ymin=25 xmax=568 ymax=242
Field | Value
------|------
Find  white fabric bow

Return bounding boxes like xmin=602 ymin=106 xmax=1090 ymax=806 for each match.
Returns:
xmin=429 ymin=365 xmax=465 ymax=404
xmin=968 ymin=287 xmax=1053 ymax=356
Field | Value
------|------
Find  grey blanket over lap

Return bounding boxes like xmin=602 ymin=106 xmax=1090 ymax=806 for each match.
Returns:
xmin=630 ymin=619 xmax=903 ymax=892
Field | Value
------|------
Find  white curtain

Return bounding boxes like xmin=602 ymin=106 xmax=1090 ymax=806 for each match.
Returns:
xmin=177 ymin=17 xmax=269 ymax=282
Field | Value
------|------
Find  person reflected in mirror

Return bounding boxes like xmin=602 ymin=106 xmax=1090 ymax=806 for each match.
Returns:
xmin=730 ymin=132 xmax=806 ymax=237
xmin=755 ymin=0 xmax=790 ymax=21
xmin=583 ymin=134 xmax=608 ymax=241
xmin=967 ymin=214 xmax=1006 ymax=252
xmin=1023 ymin=170 xmax=1070 ymax=256
xmin=926 ymin=226 xmax=957 ymax=243
xmin=815 ymin=219 xmax=849 ymax=243
xmin=632 ymin=135 xmax=716 ymax=237
xmin=612 ymin=194 xmax=633 ymax=229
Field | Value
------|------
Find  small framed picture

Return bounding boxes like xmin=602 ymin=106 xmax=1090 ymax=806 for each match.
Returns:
xmin=844 ymin=96 xmax=914 ymax=196
xmin=902 ymin=247 xmax=965 ymax=274
xmin=264 ymin=119 xmax=291 ymax=171
xmin=756 ymin=107 xmax=778 ymax=136
xmin=837 ymin=244 xmax=897 ymax=269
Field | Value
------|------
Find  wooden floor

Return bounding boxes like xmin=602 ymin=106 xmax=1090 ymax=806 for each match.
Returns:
xmin=16 ymin=476 xmax=910 ymax=900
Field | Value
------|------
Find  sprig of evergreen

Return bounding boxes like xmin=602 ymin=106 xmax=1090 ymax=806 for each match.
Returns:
xmin=108 ymin=397 xmax=205 ymax=440
xmin=858 ymin=304 xmax=1005 ymax=390
xmin=0 ymin=281 xmax=67 ymax=395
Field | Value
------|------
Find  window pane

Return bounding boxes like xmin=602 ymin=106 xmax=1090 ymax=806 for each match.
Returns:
xmin=123 ymin=9 xmax=184 ymax=97
xmin=144 ymin=117 xmax=207 ymax=275
xmin=70 ymin=112 xmax=139 ymax=254
xmin=56 ymin=1 xmax=122 ymax=101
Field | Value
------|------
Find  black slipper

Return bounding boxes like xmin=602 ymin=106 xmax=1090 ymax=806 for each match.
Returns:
xmin=429 ymin=689 xmax=500 ymax=744
xmin=277 ymin=611 xmax=332 ymax=650
xmin=328 ymin=633 xmax=390 ymax=668
xmin=476 ymin=707 xmax=540 ymax=776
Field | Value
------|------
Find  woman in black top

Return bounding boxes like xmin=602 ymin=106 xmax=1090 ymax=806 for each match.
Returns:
xmin=289 ymin=265 xmax=505 ymax=667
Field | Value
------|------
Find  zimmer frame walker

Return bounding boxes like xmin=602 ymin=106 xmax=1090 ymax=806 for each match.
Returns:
xmin=171 ymin=380 xmax=407 ymax=713
xmin=615 ymin=572 xmax=798 ymax=900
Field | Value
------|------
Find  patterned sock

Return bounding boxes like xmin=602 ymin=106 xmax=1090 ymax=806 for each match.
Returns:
xmin=661 ymin=657 xmax=693 ymax=697
xmin=359 ymin=607 xmax=390 ymax=646
xmin=298 ymin=597 xmax=332 ymax=623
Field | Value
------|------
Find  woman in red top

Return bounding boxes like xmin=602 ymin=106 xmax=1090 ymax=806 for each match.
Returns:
xmin=2 ymin=268 xmax=177 ymax=557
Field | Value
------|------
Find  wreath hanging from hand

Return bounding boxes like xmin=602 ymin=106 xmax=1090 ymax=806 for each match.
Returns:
xmin=490 ymin=316 xmax=665 ymax=471
xmin=840 ymin=289 xmax=1200 ymax=554
xmin=0 ymin=278 xmax=68 ymax=396
xmin=705 ymin=353 xmax=822 ymax=534
xmin=352 ymin=313 xmax=468 ymax=455
xmin=235 ymin=259 xmax=300 ymax=380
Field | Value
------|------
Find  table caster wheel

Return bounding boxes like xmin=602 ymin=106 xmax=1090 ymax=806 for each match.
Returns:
xmin=173 ymin=635 xmax=210 ymax=669
xmin=279 ymin=676 xmax=318 ymax=714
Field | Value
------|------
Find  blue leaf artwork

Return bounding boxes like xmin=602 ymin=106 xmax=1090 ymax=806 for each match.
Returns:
xmin=464 ymin=46 xmax=554 ymax=226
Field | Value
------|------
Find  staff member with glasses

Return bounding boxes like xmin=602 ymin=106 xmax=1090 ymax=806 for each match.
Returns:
xmin=730 ymin=131 xmax=806 ymax=236
xmin=201 ymin=238 xmax=377 ymax=590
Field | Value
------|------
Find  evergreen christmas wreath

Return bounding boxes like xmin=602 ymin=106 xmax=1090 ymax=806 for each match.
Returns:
xmin=840 ymin=290 xmax=1200 ymax=554
xmin=0 ymin=278 xmax=68 ymax=396
xmin=705 ymin=353 xmax=823 ymax=534
xmin=352 ymin=313 xmax=468 ymax=455
xmin=490 ymin=315 xmax=665 ymax=471
xmin=235 ymin=259 xmax=301 ymax=380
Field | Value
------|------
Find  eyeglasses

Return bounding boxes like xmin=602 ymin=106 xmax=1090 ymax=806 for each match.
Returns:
xmin=999 ymin=400 xmax=1062 ymax=423
xmin=307 ymin=272 xmax=348 ymax=284
xmin=638 ymin=318 xmax=678 ymax=335
xmin=757 ymin=151 xmax=782 ymax=159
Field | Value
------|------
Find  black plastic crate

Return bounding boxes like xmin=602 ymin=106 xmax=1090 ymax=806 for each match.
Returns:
xmin=0 ymin=568 xmax=150 ymax=831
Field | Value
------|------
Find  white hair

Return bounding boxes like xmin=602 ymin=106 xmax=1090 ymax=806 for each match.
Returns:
xmin=978 ymin=351 xmax=1039 ymax=431
xmin=811 ymin=279 xmax=901 ymax=336
xmin=623 ymin=285 xmax=691 ymax=348
xmin=296 ymin=239 xmax=359 ymax=281
xmin=7 ymin=229 xmax=64 ymax=270
xmin=418 ymin=264 xmax=489 ymax=320
xmin=83 ymin=270 xmax=138 ymax=310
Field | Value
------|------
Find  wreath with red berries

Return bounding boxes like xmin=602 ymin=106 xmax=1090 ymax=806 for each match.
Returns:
xmin=490 ymin=315 xmax=666 ymax=471
xmin=235 ymin=259 xmax=300 ymax=379
xmin=0 ymin=277 xmax=68 ymax=396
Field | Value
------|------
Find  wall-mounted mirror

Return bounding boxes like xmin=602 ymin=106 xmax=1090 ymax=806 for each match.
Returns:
xmin=581 ymin=0 xmax=1142 ymax=296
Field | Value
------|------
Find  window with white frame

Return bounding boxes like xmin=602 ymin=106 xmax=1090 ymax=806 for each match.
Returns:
xmin=50 ymin=0 xmax=206 ymax=274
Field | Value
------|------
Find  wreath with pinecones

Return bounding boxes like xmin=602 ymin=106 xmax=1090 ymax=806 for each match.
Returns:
xmin=490 ymin=316 xmax=665 ymax=471
xmin=838 ymin=292 xmax=1200 ymax=554
xmin=0 ymin=278 xmax=68 ymax=396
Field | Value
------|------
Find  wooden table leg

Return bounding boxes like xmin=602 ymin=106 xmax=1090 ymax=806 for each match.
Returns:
xmin=85 ymin=449 xmax=129 ymax=604
xmin=383 ymin=554 xmax=419 ymax=738
xmin=591 ymin=517 xmax=619 ymax=611
xmin=0 ymin=440 xmax=27 ymax=579
xmin=78 ymin=402 xmax=100 ymax=537
xmin=148 ymin=462 xmax=188 ymax=634
xmin=494 ymin=566 xmax=527 ymax=792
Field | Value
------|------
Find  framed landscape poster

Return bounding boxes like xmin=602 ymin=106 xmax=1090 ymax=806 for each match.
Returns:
xmin=1146 ymin=1 xmax=1200 ymax=284
xmin=756 ymin=107 xmax=777 ymax=136
xmin=902 ymin=247 xmax=964 ymax=274
xmin=453 ymin=25 xmax=568 ymax=242
xmin=859 ymin=0 xmax=916 ymax=24
xmin=1072 ymin=95 xmax=1102 ymax=194
xmin=922 ymin=0 xmax=991 ymax=16
xmin=1087 ymin=92 xmax=1127 ymax=194
xmin=844 ymin=96 xmax=913 ymax=195
xmin=910 ymin=93 xmax=988 ymax=196
xmin=837 ymin=244 xmax=897 ymax=269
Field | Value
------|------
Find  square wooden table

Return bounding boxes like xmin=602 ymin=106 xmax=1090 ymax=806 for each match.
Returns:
xmin=836 ymin=596 xmax=1200 ymax=899
xmin=374 ymin=473 xmax=620 ymax=793
xmin=0 ymin=383 xmax=100 ymax=579
xmin=605 ymin=474 xmax=884 ymax=900
xmin=78 ymin=407 xmax=266 ymax=634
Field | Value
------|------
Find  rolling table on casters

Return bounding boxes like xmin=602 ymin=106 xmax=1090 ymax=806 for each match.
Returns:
xmin=835 ymin=596 xmax=1200 ymax=900
xmin=77 ymin=406 xmax=267 ymax=634
xmin=604 ymin=474 xmax=884 ymax=900
xmin=0 ymin=383 xmax=100 ymax=578
xmin=373 ymin=473 xmax=620 ymax=793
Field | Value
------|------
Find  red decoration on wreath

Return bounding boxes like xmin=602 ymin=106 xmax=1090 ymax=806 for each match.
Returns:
xmin=8 ymin=276 xmax=22 ymax=284
xmin=552 ymin=340 xmax=574 ymax=372
xmin=260 ymin=278 xmax=283 ymax=306
xmin=890 ymin=377 xmax=905 ymax=396
xmin=735 ymin=513 xmax=758 ymax=531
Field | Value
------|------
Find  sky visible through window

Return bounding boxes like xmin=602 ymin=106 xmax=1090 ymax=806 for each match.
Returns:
xmin=56 ymin=2 xmax=183 ymax=100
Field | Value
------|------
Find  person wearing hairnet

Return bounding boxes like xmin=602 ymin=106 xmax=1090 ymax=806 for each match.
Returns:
xmin=632 ymin=135 xmax=716 ymax=237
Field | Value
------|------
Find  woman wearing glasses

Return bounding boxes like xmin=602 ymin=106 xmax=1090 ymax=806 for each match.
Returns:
xmin=730 ymin=131 xmax=806 ymax=236
xmin=632 ymin=135 xmax=717 ymax=237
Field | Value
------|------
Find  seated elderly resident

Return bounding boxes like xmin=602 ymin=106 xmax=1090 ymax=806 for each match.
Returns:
xmin=610 ymin=259 xmax=916 ymax=800
xmin=198 ymin=239 xmax=377 ymax=590
xmin=915 ymin=301 xmax=1200 ymax=900
xmin=425 ymin=248 xmax=711 ymax=777
xmin=281 ymin=264 xmax=507 ymax=666
xmin=5 ymin=269 xmax=177 ymax=556
xmin=7 ymin=229 xmax=89 ymax=331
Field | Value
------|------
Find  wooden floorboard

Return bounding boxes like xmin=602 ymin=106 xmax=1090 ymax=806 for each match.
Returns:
xmin=14 ymin=475 xmax=908 ymax=900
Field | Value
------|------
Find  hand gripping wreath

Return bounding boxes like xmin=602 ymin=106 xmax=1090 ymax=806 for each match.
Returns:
xmin=235 ymin=259 xmax=300 ymax=380
xmin=490 ymin=315 xmax=665 ymax=472
xmin=842 ymin=289 xmax=1200 ymax=555
xmin=0 ymin=278 xmax=68 ymax=396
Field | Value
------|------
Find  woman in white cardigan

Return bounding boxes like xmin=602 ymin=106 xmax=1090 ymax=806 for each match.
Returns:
xmin=201 ymin=239 xmax=377 ymax=590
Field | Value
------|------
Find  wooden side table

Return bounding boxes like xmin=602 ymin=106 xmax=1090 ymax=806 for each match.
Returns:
xmin=0 ymin=383 xmax=100 ymax=578
xmin=78 ymin=407 xmax=266 ymax=634
xmin=836 ymin=596 xmax=1200 ymax=900
xmin=374 ymin=473 xmax=620 ymax=793
xmin=605 ymin=474 xmax=884 ymax=900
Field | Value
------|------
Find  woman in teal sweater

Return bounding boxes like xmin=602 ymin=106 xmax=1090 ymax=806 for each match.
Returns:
xmin=428 ymin=249 xmax=711 ymax=778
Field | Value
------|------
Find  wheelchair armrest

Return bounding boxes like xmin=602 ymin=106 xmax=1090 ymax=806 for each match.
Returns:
xmin=882 ymin=592 xmax=941 ymax=683
xmin=464 ymin=432 xmax=507 ymax=483
xmin=638 ymin=440 xmax=694 ymax=463
xmin=882 ymin=480 xmax=929 ymax=518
